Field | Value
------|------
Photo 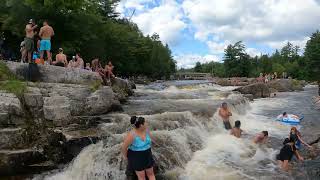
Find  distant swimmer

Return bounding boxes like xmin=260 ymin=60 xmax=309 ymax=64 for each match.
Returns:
xmin=276 ymin=138 xmax=303 ymax=171
xmin=253 ymin=131 xmax=269 ymax=144
xmin=230 ymin=120 xmax=243 ymax=138
xmin=219 ymin=102 xmax=232 ymax=130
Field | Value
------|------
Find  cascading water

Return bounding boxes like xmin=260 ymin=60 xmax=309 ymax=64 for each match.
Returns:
xmin=33 ymin=82 xmax=320 ymax=180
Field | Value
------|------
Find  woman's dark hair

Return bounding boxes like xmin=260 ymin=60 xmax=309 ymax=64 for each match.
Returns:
xmin=130 ymin=116 xmax=145 ymax=128
xmin=283 ymin=112 xmax=287 ymax=116
xmin=262 ymin=131 xmax=268 ymax=137
xmin=235 ymin=120 xmax=241 ymax=128
xmin=283 ymin=137 xmax=294 ymax=145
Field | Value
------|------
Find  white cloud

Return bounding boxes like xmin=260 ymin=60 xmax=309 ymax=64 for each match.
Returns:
xmin=119 ymin=0 xmax=187 ymax=46
xmin=266 ymin=37 xmax=310 ymax=50
xmin=246 ymin=48 xmax=261 ymax=57
xmin=174 ymin=54 xmax=220 ymax=69
xmin=183 ymin=0 xmax=320 ymax=49
xmin=206 ymin=40 xmax=230 ymax=54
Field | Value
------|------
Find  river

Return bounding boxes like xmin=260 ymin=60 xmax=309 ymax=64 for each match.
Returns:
xmin=33 ymin=81 xmax=320 ymax=180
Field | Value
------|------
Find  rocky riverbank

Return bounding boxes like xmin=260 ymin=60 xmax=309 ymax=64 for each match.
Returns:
xmin=0 ymin=61 xmax=135 ymax=176
xmin=231 ymin=78 xmax=305 ymax=99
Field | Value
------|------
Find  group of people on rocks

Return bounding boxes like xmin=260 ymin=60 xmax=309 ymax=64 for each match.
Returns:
xmin=218 ymin=102 xmax=316 ymax=172
xmin=258 ymin=72 xmax=278 ymax=83
xmin=20 ymin=19 xmax=115 ymax=84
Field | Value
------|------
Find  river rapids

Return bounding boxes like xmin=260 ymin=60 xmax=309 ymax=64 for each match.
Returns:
xmin=33 ymin=81 xmax=320 ymax=180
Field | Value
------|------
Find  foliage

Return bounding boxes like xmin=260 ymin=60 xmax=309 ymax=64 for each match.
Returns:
xmin=0 ymin=80 xmax=27 ymax=97
xmin=0 ymin=0 xmax=176 ymax=79
xmin=183 ymin=30 xmax=320 ymax=82
xmin=0 ymin=61 xmax=15 ymax=80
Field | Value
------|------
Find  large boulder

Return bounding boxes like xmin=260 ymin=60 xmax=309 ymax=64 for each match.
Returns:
xmin=0 ymin=128 xmax=26 ymax=149
xmin=4 ymin=61 xmax=102 ymax=85
xmin=267 ymin=79 xmax=303 ymax=92
xmin=0 ymin=92 xmax=25 ymax=127
xmin=234 ymin=83 xmax=270 ymax=98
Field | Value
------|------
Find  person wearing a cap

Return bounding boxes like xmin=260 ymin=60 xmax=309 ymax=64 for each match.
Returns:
xmin=39 ymin=20 xmax=54 ymax=64
xmin=52 ymin=48 xmax=67 ymax=67
xmin=25 ymin=19 xmax=38 ymax=63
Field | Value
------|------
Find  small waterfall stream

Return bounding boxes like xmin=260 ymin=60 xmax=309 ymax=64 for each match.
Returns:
xmin=33 ymin=82 xmax=320 ymax=180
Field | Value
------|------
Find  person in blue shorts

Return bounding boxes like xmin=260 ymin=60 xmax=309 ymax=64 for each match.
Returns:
xmin=39 ymin=20 xmax=54 ymax=64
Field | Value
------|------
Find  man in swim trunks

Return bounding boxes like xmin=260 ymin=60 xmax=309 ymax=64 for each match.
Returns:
xmin=253 ymin=131 xmax=268 ymax=144
xmin=25 ymin=19 xmax=38 ymax=63
xmin=39 ymin=20 xmax=54 ymax=64
xmin=218 ymin=102 xmax=232 ymax=130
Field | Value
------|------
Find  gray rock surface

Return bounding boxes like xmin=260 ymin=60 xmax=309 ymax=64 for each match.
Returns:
xmin=0 ymin=128 xmax=26 ymax=149
xmin=234 ymin=83 xmax=270 ymax=98
xmin=5 ymin=61 xmax=102 ymax=85
xmin=267 ymin=79 xmax=303 ymax=92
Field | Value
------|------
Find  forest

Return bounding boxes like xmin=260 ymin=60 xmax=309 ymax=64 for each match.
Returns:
xmin=182 ymin=31 xmax=320 ymax=84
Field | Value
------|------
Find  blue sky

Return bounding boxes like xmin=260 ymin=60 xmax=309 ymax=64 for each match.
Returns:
xmin=117 ymin=0 xmax=320 ymax=68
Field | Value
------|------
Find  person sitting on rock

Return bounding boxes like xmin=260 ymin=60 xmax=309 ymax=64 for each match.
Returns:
xmin=230 ymin=120 xmax=243 ymax=138
xmin=85 ymin=63 xmax=92 ymax=71
xmin=52 ymin=48 xmax=68 ymax=67
xmin=92 ymin=58 xmax=107 ymax=84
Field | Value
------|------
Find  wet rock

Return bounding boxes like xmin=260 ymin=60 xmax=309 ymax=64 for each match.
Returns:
xmin=112 ymin=77 xmax=134 ymax=97
xmin=243 ymin=94 xmax=254 ymax=101
xmin=0 ymin=128 xmax=26 ymax=149
xmin=0 ymin=149 xmax=45 ymax=176
xmin=5 ymin=61 xmax=102 ymax=85
xmin=234 ymin=83 xmax=270 ymax=98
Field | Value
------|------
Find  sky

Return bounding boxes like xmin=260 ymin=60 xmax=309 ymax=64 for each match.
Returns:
xmin=116 ymin=0 xmax=320 ymax=69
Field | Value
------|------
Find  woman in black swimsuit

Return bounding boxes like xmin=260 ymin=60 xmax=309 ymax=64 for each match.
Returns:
xmin=277 ymin=138 xmax=303 ymax=171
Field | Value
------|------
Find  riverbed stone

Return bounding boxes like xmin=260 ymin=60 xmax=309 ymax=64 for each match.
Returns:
xmin=43 ymin=96 xmax=72 ymax=125
xmin=4 ymin=61 xmax=102 ymax=85
xmin=267 ymin=79 xmax=303 ymax=92
xmin=234 ymin=83 xmax=270 ymax=98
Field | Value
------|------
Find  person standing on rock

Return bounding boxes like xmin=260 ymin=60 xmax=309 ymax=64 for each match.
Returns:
xmin=219 ymin=102 xmax=232 ymax=130
xmin=39 ymin=20 xmax=54 ymax=64
xmin=25 ymin=19 xmax=38 ymax=63
xmin=122 ymin=116 xmax=156 ymax=180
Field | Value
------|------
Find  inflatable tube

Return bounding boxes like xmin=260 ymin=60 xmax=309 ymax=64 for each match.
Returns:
xmin=276 ymin=114 xmax=302 ymax=125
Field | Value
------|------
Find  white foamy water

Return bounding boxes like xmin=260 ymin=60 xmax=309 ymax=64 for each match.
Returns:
xmin=34 ymin=81 xmax=318 ymax=180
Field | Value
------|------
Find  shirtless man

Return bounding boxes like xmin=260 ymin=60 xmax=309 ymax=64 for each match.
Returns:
xmin=25 ymin=19 xmax=38 ymax=63
xmin=219 ymin=102 xmax=232 ymax=130
xmin=230 ymin=120 xmax=243 ymax=138
xmin=105 ymin=61 xmax=115 ymax=80
xmin=74 ymin=53 xmax=84 ymax=69
xmin=39 ymin=20 xmax=54 ymax=64
xmin=253 ymin=131 xmax=268 ymax=144
xmin=52 ymin=48 xmax=67 ymax=67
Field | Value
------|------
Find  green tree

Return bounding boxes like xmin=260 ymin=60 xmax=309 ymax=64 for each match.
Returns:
xmin=194 ymin=62 xmax=202 ymax=72
xmin=304 ymin=30 xmax=320 ymax=95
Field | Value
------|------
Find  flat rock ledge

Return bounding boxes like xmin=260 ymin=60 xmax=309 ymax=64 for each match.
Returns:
xmin=0 ymin=61 xmax=135 ymax=176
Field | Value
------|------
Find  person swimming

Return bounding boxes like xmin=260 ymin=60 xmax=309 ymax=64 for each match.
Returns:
xmin=230 ymin=120 xmax=243 ymax=138
xmin=253 ymin=131 xmax=268 ymax=144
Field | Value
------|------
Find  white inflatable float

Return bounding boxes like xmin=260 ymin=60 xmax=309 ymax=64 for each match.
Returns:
xmin=276 ymin=114 xmax=303 ymax=125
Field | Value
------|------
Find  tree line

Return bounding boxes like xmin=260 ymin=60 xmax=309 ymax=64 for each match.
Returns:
xmin=0 ymin=0 xmax=176 ymax=79
xmin=183 ymin=31 xmax=320 ymax=85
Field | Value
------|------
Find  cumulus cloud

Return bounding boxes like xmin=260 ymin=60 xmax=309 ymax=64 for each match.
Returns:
xmin=174 ymin=54 xmax=220 ymax=69
xmin=118 ymin=0 xmax=187 ymax=46
xmin=183 ymin=0 xmax=320 ymax=48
